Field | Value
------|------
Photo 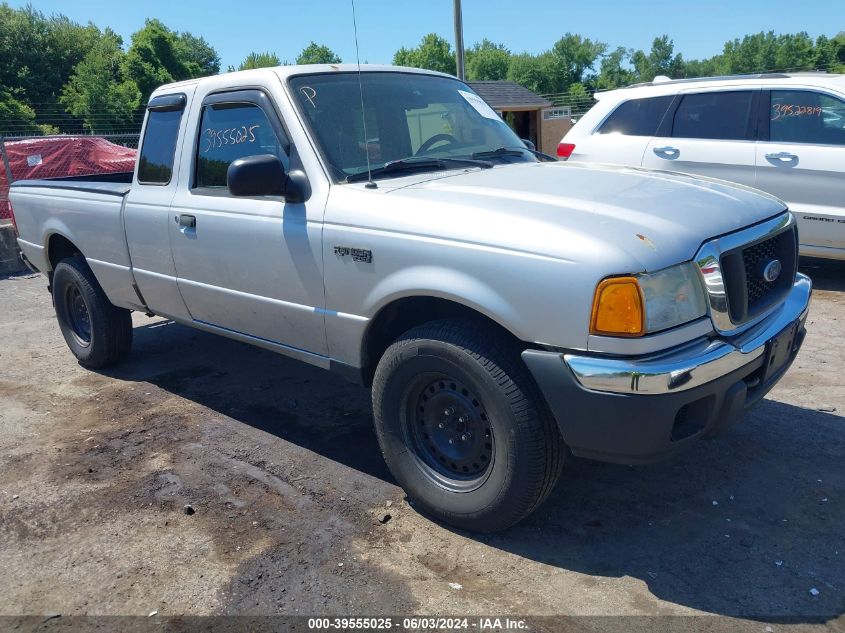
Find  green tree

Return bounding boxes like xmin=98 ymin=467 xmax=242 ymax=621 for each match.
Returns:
xmin=61 ymin=30 xmax=141 ymax=133
xmin=295 ymin=41 xmax=341 ymax=65
xmin=715 ymin=32 xmax=816 ymax=74
xmin=631 ymin=35 xmax=685 ymax=82
xmin=551 ymin=33 xmax=606 ymax=86
xmin=507 ymin=52 xmax=565 ymax=95
xmin=595 ymin=46 xmax=636 ymax=89
xmin=0 ymin=4 xmax=102 ymax=130
xmin=176 ymin=32 xmax=221 ymax=76
xmin=465 ymin=39 xmax=510 ymax=81
xmin=773 ymin=32 xmax=815 ymax=71
xmin=0 ymin=89 xmax=40 ymax=135
xmin=682 ymin=56 xmax=721 ymax=79
xmin=231 ymin=51 xmax=283 ymax=71
xmin=123 ymin=19 xmax=216 ymax=102
xmin=827 ymin=32 xmax=845 ymax=72
xmin=393 ymin=34 xmax=456 ymax=75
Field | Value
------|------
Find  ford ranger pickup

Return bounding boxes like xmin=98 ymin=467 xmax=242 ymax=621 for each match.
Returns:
xmin=9 ymin=65 xmax=812 ymax=531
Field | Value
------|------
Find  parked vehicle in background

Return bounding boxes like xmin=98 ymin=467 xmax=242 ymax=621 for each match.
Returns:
xmin=9 ymin=65 xmax=811 ymax=532
xmin=559 ymin=73 xmax=845 ymax=261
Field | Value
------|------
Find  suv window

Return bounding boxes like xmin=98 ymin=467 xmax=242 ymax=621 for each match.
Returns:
xmin=195 ymin=102 xmax=287 ymax=189
xmin=138 ymin=109 xmax=182 ymax=184
xmin=769 ymin=90 xmax=845 ymax=145
xmin=598 ymin=96 xmax=673 ymax=136
xmin=672 ymin=91 xmax=754 ymax=140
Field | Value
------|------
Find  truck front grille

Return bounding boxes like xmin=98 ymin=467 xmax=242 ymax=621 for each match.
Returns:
xmin=721 ymin=225 xmax=798 ymax=324
xmin=694 ymin=212 xmax=798 ymax=334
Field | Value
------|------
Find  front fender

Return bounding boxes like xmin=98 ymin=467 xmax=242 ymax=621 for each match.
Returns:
xmin=365 ymin=265 xmax=530 ymax=342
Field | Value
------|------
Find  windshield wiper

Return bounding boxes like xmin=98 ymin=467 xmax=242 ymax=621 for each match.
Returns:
xmin=470 ymin=147 xmax=529 ymax=159
xmin=346 ymin=157 xmax=492 ymax=183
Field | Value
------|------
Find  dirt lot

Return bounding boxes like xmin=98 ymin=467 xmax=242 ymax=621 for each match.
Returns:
xmin=0 ymin=259 xmax=843 ymax=630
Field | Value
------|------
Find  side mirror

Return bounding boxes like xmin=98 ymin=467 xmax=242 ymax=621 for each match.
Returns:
xmin=521 ymin=138 xmax=536 ymax=151
xmin=227 ymin=154 xmax=286 ymax=197
xmin=227 ymin=154 xmax=309 ymax=203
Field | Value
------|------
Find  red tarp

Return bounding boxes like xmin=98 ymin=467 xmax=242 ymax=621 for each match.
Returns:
xmin=1 ymin=136 xmax=137 ymax=220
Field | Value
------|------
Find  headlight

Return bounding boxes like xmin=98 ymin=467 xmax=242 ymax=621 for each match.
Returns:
xmin=638 ymin=262 xmax=708 ymax=333
xmin=590 ymin=263 xmax=707 ymax=337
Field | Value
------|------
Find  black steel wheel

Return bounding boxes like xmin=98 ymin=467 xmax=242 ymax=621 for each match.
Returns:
xmin=405 ymin=375 xmax=494 ymax=492
xmin=52 ymin=255 xmax=133 ymax=368
xmin=372 ymin=319 xmax=565 ymax=532
xmin=62 ymin=283 xmax=92 ymax=347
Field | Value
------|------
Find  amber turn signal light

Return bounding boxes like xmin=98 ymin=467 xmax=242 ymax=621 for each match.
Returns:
xmin=590 ymin=276 xmax=645 ymax=337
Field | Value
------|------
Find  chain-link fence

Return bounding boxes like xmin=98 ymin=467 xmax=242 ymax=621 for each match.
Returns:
xmin=0 ymin=133 xmax=139 ymax=222
xmin=539 ymin=93 xmax=599 ymax=118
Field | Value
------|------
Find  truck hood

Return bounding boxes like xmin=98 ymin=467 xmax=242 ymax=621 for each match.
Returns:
xmin=381 ymin=161 xmax=787 ymax=272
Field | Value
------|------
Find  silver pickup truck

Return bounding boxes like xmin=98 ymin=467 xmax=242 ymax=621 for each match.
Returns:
xmin=10 ymin=65 xmax=812 ymax=531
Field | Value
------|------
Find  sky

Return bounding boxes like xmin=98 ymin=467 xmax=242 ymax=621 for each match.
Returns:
xmin=8 ymin=0 xmax=845 ymax=72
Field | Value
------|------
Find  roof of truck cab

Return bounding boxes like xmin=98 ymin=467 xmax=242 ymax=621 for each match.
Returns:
xmin=150 ymin=64 xmax=452 ymax=99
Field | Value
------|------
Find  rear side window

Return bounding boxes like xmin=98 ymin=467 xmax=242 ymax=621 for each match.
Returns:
xmin=769 ymin=90 xmax=845 ymax=145
xmin=195 ymin=103 xmax=287 ymax=189
xmin=672 ymin=91 xmax=754 ymax=140
xmin=598 ymin=96 xmax=673 ymax=136
xmin=138 ymin=109 xmax=182 ymax=184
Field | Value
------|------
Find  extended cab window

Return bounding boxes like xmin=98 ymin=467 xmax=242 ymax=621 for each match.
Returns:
xmin=138 ymin=109 xmax=182 ymax=184
xmin=769 ymin=90 xmax=845 ymax=145
xmin=598 ymin=96 xmax=673 ymax=136
xmin=195 ymin=102 xmax=287 ymax=189
xmin=671 ymin=91 xmax=754 ymax=140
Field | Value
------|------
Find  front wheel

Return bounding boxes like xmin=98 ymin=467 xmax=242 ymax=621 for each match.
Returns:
xmin=52 ymin=255 xmax=133 ymax=368
xmin=372 ymin=320 xmax=564 ymax=532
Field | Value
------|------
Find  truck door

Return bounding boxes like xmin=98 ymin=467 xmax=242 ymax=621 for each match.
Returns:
xmin=168 ymin=89 xmax=328 ymax=357
xmin=124 ymin=91 xmax=195 ymax=321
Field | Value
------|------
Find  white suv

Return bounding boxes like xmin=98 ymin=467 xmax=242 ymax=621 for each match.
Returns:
xmin=559 ymin=73 xmax=845 ymax=260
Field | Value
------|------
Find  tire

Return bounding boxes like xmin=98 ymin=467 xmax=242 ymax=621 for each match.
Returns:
xmin=372 ymin=319 xmax=565 ymax=532
xmin=52 ymin=255 xmax=133 ymax=369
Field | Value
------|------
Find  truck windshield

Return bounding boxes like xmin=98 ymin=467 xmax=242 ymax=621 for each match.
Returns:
xmin=289 ymin=72 xmax=536 ymax=182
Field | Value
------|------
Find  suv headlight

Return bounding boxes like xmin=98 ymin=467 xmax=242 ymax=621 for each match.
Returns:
xmin=590 ymin=263 xmax=707 ymax=337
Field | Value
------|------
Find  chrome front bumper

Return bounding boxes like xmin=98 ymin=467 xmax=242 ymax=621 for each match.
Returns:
xmin=565 ymin=273 xmax=812 ymax=395
xmin=521 ymin=274 xmax=811 ymax=463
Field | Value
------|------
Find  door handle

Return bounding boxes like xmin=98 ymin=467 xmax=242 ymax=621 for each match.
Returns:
xmin=653 ymin=146 xmax=680 ymax=159
xmin=765 ymin=151 xmax=798 ymax=163
xmin=178 ymin=214 xmax=196 ymax=229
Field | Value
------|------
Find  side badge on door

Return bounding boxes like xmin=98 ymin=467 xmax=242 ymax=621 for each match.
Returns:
xmin=334 ymin=246 xmax=373 ymax=264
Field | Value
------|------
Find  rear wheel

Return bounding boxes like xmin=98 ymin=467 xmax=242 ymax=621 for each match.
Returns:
xmin=372 ymin=319 xmax=564 ymax=532
xmin=52 ymin=255 xmax=132 ymax=368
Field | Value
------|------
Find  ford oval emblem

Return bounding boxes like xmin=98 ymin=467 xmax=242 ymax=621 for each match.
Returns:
xmin=762 ymin=259 xmax=782 ymax=283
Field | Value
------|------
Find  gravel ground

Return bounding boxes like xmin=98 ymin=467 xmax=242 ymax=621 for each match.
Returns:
xmin=0 ymin=259 xmax=843 ymax=631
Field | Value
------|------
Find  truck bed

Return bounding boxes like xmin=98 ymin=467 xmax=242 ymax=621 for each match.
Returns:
xmin=10 ymin=173 xmax=142 ymax=312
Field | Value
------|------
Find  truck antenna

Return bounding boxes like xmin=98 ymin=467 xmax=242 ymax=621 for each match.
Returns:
xmin=350 ymin=0 xmax=376 ymax=189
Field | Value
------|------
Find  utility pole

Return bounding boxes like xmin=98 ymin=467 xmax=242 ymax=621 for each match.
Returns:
xmin=453 ymin=0 xmax=465 ymax=80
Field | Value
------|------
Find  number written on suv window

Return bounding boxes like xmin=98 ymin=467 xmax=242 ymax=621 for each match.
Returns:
xmin=770 ymin=90 xmax=845 ymax=145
